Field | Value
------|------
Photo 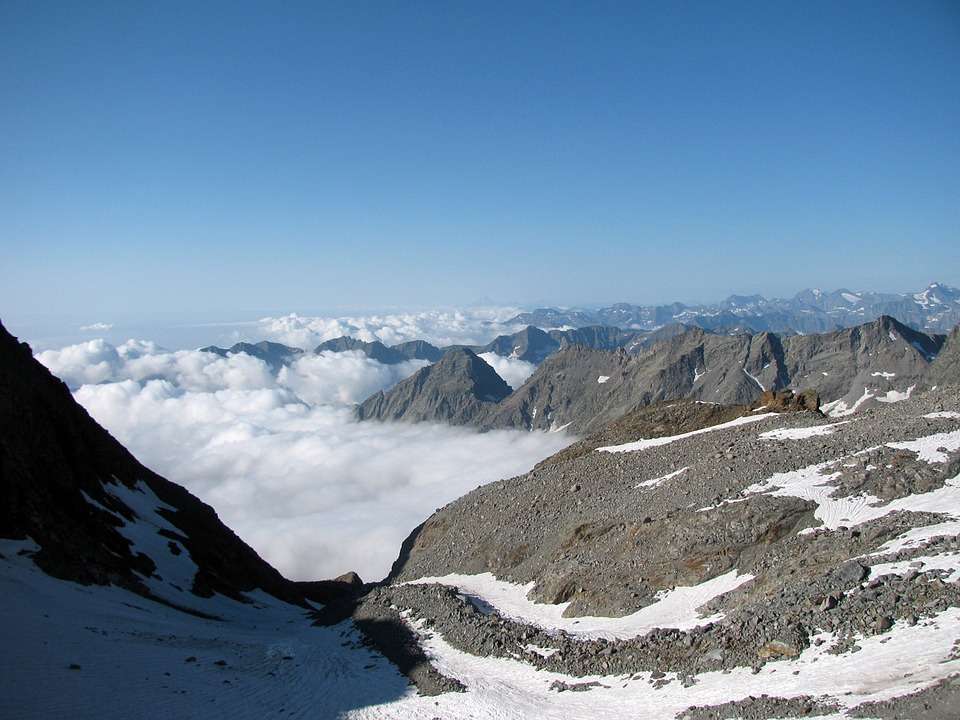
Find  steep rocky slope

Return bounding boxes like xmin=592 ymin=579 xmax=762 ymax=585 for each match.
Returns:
xmin=930 ymin=326 xmax=960 ymax=388
xmin=347 ymin=383 xmax=960 ymax=717
xmin=1 ymin=322 xmax=307 ymax=610
xmin=355 ymin=348 xmax=511 ymax=424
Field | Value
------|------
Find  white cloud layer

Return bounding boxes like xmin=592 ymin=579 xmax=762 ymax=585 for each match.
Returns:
xmin=478 ymin=352 xmax=537 ymax=390
xmin=37 ymin=338 xmax=571 ymax=582
xmin=80 ymin=322 xmax=113 ymax=332
xmin=251 ymin=307 xmax=525 ymax=349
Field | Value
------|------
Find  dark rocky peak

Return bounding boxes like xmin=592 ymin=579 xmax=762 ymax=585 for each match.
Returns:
xmin=315 ymin=336 xmax=407 ymax=365
xmin=433 ymin=348 xmax=512 ymax=401
xmin=390 ymin=339 xmax=443 ymax=362
xmin=200 ymin=340 xmax=303 ymax=370
xmin=480 ymin=326 xmax=559 ymax=364
xmin=355 ymin=348 xmax=510 ymax=425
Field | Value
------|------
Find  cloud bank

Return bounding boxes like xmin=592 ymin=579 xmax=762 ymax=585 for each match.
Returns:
xmin=250 ymin=307 xmax=525 ymax=350
xmin=38 ymin=338 xmax=570 ymax=582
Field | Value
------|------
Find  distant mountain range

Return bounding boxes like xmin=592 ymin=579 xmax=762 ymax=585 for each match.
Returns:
xmin=201 ymin=325 xmax=644 ymax=373
xmin=509 ymin=281 xmax=960 ymax=335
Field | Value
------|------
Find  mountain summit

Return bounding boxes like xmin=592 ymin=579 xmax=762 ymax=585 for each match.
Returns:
xmin=355 ymin=348 xmax=510 ymax=424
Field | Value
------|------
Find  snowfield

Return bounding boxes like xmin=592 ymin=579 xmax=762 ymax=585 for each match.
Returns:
xmin=404 ymin=570 xmax=754 ymax=641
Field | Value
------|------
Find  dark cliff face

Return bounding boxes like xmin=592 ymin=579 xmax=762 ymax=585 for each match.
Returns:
xmin=355 ymin=348 xmax=510 ymax=425
xmin=0 ymin=321 xmax=307 ymax=608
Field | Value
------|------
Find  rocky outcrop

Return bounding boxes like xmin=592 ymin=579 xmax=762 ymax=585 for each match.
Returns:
xmin=355 ymin=348 xmax=510 ymax=425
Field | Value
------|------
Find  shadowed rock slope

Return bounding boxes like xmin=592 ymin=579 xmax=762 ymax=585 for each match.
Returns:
xmin=1 ymin=321 xmax=307 ymax=609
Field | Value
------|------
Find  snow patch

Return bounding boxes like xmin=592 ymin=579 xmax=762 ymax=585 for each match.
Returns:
xmin=636 ymin=466 xmax=689 ymax=489
xmin=759 ymin=423 xmax=848 ymax=441
xmin=405 ymin=570 xmax=754 ymax=641
xmin=742 ymin=367 xmax=764 ymax=391
xmin=597 ymin=375 xmax=610 ymax=384
xmin=597 ymin=414 xmax=776 ymax=454
xmin=876 ymin=385 xmax=916 ymax=404
xmin=887 ymin=429 xmax=960 ymax=464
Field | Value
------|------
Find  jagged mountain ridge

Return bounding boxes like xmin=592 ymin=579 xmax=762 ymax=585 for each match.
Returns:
xmin=511 ymin=281 xmax=960 ymax=335
xmin=199 ymin=340 xmax=304 ymax=371
xmin=201 ymin=325 xmax=646 ymax=368
xmin=358 ymin=316 xmax=950 ymax=433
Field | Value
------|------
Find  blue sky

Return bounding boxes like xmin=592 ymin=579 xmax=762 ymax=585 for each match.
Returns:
xmin=2 ymin=1 xmax=958 ymax=321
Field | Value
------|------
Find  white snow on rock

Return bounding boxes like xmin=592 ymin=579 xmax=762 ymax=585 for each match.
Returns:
xmin=759 ymin=423 xmax=848 ymax=441
xmin=824 ymin=388 xmax=875 ymax=417
xmin=745 ymin=430 xmax=960 ymax=533
xmin=597 ymin=375 xmax=610 ymax=384
xmin=887 ymin=429 xmax=960 ymax=464
xmin=876 ymin=385 xmax=916 ymax=404
xmin=405 ymin=570 xmax=753 ymax=641
xmin=871 ymin=371 xmax=896 ymax=379
xmin=924 ymin=411 xmax=960 ymax=420
xmin=395 ymin=606 xmax=960 ymax=719
xmin=742 ymin=367 xmax=764 ymax=391
xmin=868 ymin=553 xmax=960 ymax=583
xmin=636 ymin=466 xmax=689 ymax=489
xmin=841 ymin=292 xmax=862 ymax=304
xmin=866 ymin=520 xmax=960 ymax=558
xmin=523 ymin=644 xmax=559 ymax=659
xmin=596 ymin=414 xmax=777 ymax=454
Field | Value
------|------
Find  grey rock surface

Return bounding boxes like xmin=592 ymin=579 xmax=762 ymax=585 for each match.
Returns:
xmin=355 ymin=348 xmax=511 ymax=424
xmin=199 ymin=341 xmax=304 ymax=370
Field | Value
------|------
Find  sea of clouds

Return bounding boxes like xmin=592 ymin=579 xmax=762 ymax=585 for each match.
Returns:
xmin=36 ymin=315 xmax=565 ymax=582
xmin=244 ymin=307 xmax=527 ymax=351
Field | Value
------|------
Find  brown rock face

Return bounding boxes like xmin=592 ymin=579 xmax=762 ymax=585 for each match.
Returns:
xmin=758 ymin=389 xmax=821 ymax=413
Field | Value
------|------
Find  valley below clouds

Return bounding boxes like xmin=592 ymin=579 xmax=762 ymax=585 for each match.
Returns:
xmin=36 ymin=316 xmax=569 ymax=582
